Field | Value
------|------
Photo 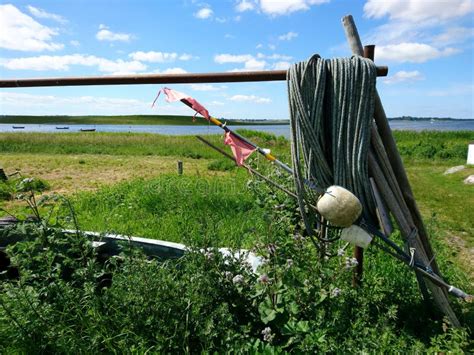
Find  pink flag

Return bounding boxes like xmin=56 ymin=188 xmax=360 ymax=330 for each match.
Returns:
xmin=153 ymin=87 xmax=210 ymax=120
xmin=224 ymin=131 xmax=256 ymax=166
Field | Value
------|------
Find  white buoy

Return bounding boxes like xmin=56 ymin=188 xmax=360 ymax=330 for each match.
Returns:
xmin=316 ymin=185 xmax=362 ymax=227
xmin=467 ymin=142 xmax=474 ymax=165
xmin=340 ymin=225 xmax=373 ymax=248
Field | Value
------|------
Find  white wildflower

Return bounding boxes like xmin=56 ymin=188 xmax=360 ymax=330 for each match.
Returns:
xmin=261 ymin=326 xmax=274 ymax=343
xmin=331 ymin=287 xmax=342 ymax=298
xmin=232 ymin=274 xmax=244 ymax=285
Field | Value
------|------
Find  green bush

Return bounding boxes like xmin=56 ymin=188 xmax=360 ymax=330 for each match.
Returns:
xmin=0 ymin=177 xmax=49 ymax=201
xmin=235 ymin=128 xmax=287 ymax=144
xmin=0 ymin=182 xmax=12 ymax=201
xmin=1 ymin=180 xmax=472 ymax=353
xmin=207 ymin=159 xmax=237 ymax=171
xmin=393 ymin=130 xmax=472 ymax=161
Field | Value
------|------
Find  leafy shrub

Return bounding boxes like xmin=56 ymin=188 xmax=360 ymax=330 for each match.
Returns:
xmin=0 ymin=182 xmax=12 ymax=201
xmin=0 ymin=175 xmax=472 ymax=353
xmin=393 ymin=130 xmax=472 ymax=161
xmin=15 ymin=177 xmax=49 ymax=193
xmin=0 ymin=176 xmax=49 ymax=201
xmin=182 ymin=151 xmax=203 ymax=159
xmin=235 ymin=128 xmax=287 ymax=144
xmin=207 ymin=159 xmax=237 ymax=171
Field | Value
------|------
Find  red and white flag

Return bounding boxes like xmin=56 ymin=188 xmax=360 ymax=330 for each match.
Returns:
xmin=152 ymin=87 xmax=210 ymax=120
xmin=224 ymin=131 xmax=256 ymax=166
xmin=153 ymin=87 xmax=255 ymax=165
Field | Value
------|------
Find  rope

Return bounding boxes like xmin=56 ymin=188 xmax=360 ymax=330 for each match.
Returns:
xmin=287 ymin=55 xmax=377 ymax=236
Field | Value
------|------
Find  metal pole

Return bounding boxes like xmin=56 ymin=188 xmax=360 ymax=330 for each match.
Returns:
xmin=0 ymin=67 xmax=388 ymax=88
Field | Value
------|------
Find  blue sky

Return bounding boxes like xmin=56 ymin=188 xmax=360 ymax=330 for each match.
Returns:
xmin=0 ymin=0 xmax=473 ymax=119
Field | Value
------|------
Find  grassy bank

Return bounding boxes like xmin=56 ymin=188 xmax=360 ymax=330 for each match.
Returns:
xmin=1 ymin=130 xmax=472 ymax=268
xmin=0 ymin=114 xmax=289 ymax=126
xmin=393 ymin=130 xmax=473 ymax=161
xmin=0 ymin=130 xmax=289 ymax=159
xmin=1 ymin=130 xmax=473 ymax=352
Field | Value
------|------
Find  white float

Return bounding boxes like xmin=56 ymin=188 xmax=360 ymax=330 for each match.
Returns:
xmin=316 ymin=185 xmax=362 ymax=227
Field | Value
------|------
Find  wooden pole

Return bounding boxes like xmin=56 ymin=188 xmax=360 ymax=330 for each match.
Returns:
xmin=342 ymin=14 xmax=438 ymax=273
xmin=352 ymin=44 xmax=377 ymax=286
xmin=177 ymin=161 xmax=183 ymax=175
xmin=369 ymin=178 xmax=393 ymax=236
xmin=342 ymin=14 xmax=460 ymax=326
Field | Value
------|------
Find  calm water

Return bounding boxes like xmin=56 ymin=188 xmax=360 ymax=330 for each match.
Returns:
xmin=1 ymin=120 xmax=473 ymax=138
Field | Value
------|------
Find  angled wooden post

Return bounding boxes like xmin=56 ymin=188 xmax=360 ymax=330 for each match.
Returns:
xmin=342 ymin=14 xmax=460 ymax=326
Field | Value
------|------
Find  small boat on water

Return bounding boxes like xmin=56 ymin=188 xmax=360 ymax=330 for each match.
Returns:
xmin=80 ymin=128 xmax=96 ymax=132
xmin=12 ymin=126 xmax=25 ymax=129
xmin=56 ymin=126 xmax=70 ymax=130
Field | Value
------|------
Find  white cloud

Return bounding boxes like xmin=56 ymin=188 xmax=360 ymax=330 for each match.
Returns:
xmin=228 ymin=59 xmax=267 ymax=72
xmin=266 ymin=53 xmax=293 ymax=61
xmin=225 ymin=34 xmax=236 ymax=39
xmin=273 ymin=61 xmax=291 ymax=70
xmin=0 ymin=54 xmax=147 ymax=73
xmin=96 ymin=25 xmax=132 ymax=42
xmin=129 ymin=51 xmax=177 ymax=62
xmin=216 ymin=17 xmax=227 ymax=23
xmin=161 ymin=67 xmax=187 ymax=74
xmin=0 ymin=4 xmax=63 ymax=52
xmin=243 ymin=58 xmax=266 ymax=70
xmin=236 ymin=0 xmax=255 ymax=12
xmin=432 ymin=27 xmax=474 ymax=46
xmin=215 ymin=53 xmax=269 ymax=71
xmin=214 ymin=53 xmax=253 ymax=63
xmin=70 ymin=40 xmax=80 ymax=47
xmin=189 ymin=84 xmax=222 ymax=91
xmin=256 ymin=43 xmax=263 ymax=49
xmin=195 ymin=7 xmax=213 ymax=19
xmin=362 ymin=0 xmax=473 ymax=63
xmin=268 ymin=44 xmax=276 ymax=50
xmin=364 ymin=0 xmax=473 ymax=23
xmin=229 ymin=94 xmax=271 ymax=103
xmin=0 ymin=91 xmax=191 ymax=115
xmin=259 ymin=0 xmax=329 ymax=16
xmin=376 ymin=42 xmax=459 ymax=63
xmin=179 ymin=53 xmax=196 ymax=60
xmin=128 ymin=52 xmax=196 ymax=62
xmin=210 ymin=100 xmax=225 ymax=106
xmin=0 ymin=92 xmax=144 ymax=113
xmin=27 ymin=5 xmax=67 ymax=24
xmin=383 ymin=70 xmax=424 ymax=84
xmin=278 ymin=31 xmax=298 ymax=41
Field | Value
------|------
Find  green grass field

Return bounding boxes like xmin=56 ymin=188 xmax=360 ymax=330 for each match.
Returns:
xmin=1 ymin=130 xmax=473 ymax=352
xmin=1 ymin=130 xmax=472 ymax=265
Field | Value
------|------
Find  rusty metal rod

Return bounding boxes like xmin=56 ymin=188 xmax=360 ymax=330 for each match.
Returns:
xmin=0 ymin=67 xmax=388 ymax=88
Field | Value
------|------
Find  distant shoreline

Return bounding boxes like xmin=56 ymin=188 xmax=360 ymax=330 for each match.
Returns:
xmin=0 ymin=115 xmax=289 ymax=126
xmin=0 ymin=115 xmax=472 ymax=126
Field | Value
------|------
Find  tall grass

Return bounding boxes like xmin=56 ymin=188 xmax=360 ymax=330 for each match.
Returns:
xmin=1 ymin=130 xmax=470 ymax=162
xmin=393 ymin=130 xmax=473 ymax=161
xmin=0 ymin=131 xmax=290 ymax=160
xmin=72 ymin=173 xmax=268 ymax=248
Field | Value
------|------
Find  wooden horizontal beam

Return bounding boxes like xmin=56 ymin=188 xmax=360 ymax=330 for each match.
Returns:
xmin=0 ymin=67 xmax=388 ymax=88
